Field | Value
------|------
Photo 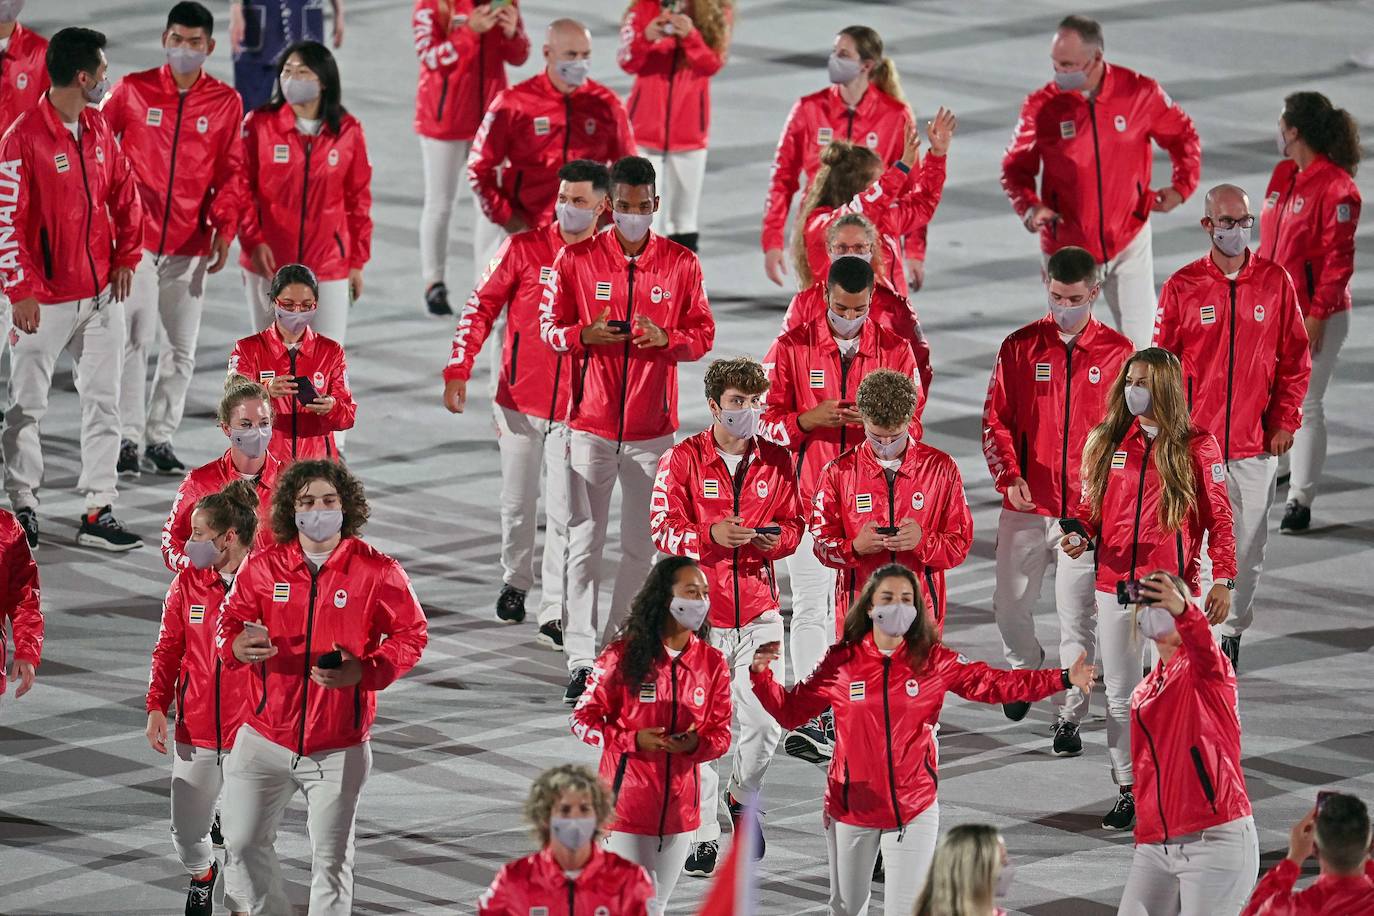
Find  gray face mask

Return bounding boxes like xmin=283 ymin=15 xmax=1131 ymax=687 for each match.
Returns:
xmin=866 ymin=431 xmax=908 ymax=461
xmin=0 ymin=0 xmax=25 ymax=24
xmin=185 ymin=536 xmax=222 ymax=570
xmin=827 ymin=308 xmax=867 ymax=339
xmin=828 ymin=52 xmax=863 ymax=85
xmin=166 ymin=46 xmax=208 ymax=76
xmin=717 ymin=406 xmax=760 ymax=440
xmin=612 ymin=210 xmax=653 ymax=243
xmin=1125 ymin=385 xmax=1152 ymax=417
xmin=1050 ymin=298 xmax=1092 ymax=333
xmin=83 ymin=75 xmax=112 ymax=105
xmin=669 ymin=596 xmax=709 ymax=631
xmin=550 ymin=815 xmax=598 ymax=853
xmin=1136 ymin=605 xmax=1177 ymax=640
xmin=870 ymin=602 xmax=918 ymax=637
xmin=556 ymin=202 xmax=597 ymax=235
xmin=1054 ymin=67 xmax=1089 ymax=92
xmin=230 ymin=425 xmax=272 ymax=459
xmin=281 ymin=76 xmax=321 ymax=105
xmin=554 ymin=58 xmax=592 ymax=88
xmin=1211 ymin=224 xmax=1250 ymax=258
xmin=296 ymin=509 xmax=343 ymax=542
xmin=1276 ymin=125 xmax=1290 ymax=159
xmin=275 ymin=304 xmax=316 ymax=335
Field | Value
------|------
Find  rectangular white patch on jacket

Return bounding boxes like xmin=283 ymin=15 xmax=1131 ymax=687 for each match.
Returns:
xmin=855 ymin=493 xmax=873 ymax=513
xmin=809 ymin=369 xmax=825 ymax=389
xmin=1200 ymin=305 xmax=1216 ymax=325
xmin=594 ymin=281 xmax=612 ymax=301
xmin=272 ymin=144 xmax=289 ymax=163
xmin=849 ymin=680 xmax=865 ymax=701
xmin=1059 ymin=120 xmax=1076 ymax=139
xmin=189 ymin=605 xmax=205 ymax=624
xmin=273 ymin=582 xmax=290 ymax=602
xmin=1035 ymin=363 xmax=1051 ymax=382
xmin=702 ymin=479 xmax=719 ymax=499
xmin=146 ymin=108 xmax=163 ymax=127
xmin=639 ymin=682 xmax=656 ymax=703
xmin=533 ymin=116 xmax=550 ymax=136
xmin=1111 ymin=451 xmax=1128 ymax=470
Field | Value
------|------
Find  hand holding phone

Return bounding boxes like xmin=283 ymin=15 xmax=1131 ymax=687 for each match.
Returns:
xmin=753 ymin=525 xmax=781 ymax=535
xmin=294 ymin=375 xmax=321 ymax=406
xmin=875 ymin=525 xmax=900 ymax=536
xmin=607 ymin=319 xmax=632 ymax=334
xmin=316 ymin=650 xmax=343 ymax=670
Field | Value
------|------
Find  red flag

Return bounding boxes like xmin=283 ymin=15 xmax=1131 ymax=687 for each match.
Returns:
xmin=696 ymin=793 xmax=759 ymax=916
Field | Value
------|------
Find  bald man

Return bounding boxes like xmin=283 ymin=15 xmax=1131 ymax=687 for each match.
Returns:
xmin=1152 ymin=184 xmax=1311 ymax=672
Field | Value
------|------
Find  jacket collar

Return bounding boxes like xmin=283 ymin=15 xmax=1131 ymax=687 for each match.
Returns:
xmin=156 ymin=63 xmax=205 ymax=94
xmin=688 ymin=426 xmax=755 ymax=469
xmin=282 ymin=535 xmax=359 ymax=573
xmin=216 ymin=446 xmax=282 ymax=486
xmin=260 ymin=323 xmax=319 ymax=359
xmin=1199 ymin=248 xmax=1256 ymax=283
xmin=826 ymin=83 xmax=884 ymax=117
xmin=597 ymin=225 xmax=660 ymax=266
xmin=855 ymin=434 xmax=917 ymax=480
xmin=1295 ymin=153 xmax=1338 ymax=187
xmin=813 ymin=312 xmax=879 ymax=360
xmin=36 ymin=94 xmax=97 ymax=142
xmin=1032 ymin=313 xmax=1111 ymax=348
xmin=533 ymin=843 xmax=612 ymax=885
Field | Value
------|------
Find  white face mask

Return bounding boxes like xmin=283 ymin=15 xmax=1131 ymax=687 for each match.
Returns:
xmin=994 ymin=862 xmax=1016 ymax=900
xmin=83 ymin=74 xmax=111 ymax=104
xmin=717 ymin=406 xmax=760 ymax=440
xmin=554 ymin=58 xmax=592 ymax=88
xmin=0 ymin=0 xmax=24 ymax=24
xmin=185 ymin=535 xmax=223 ymax=570
xmin=870 ymin=602 xmax=918 ymax=637
xmin=1136 ymin=605 xmax=1177 ymax=640
xmin=1049 ymin=297 xmax=1093 ymax=333
xmin=549 ymin=815 xmax=598 ymax=853
xmin=612 ymin=210 xmax=653 ymax=243
xmin=827 ymin=308 xmax=867 ymax=339
xmin=556 ymin=202 xmax=597 ymax=235
xmin=668 ymin=596 xmax=709 ymax=631
xmin=229 ymin=425 xmax=273 ymax=459
xmin=296 ymin=508 xmax=343 ymax=542
xmin=281 ymin=76 xmax=321 ymax=105
xmin=1211 ymin=224 xmax=1250 ymax=258
xmin=1124 ymin=385 xmax=1152 ymax=417
xmin=828 ymin=52 xmax=863 ymax=85
xmin=866 ymin=431 xmax=907 ymax=461
xmin=1054 ymin=67 xmax=1089 ymax=91
xmin=831 ymin=250 xmax=873 ymax=263
xmin=1276 ymin=125 xmax=1290 ymax=159
xmin=165 ymin=46 xmax=208 ymax=76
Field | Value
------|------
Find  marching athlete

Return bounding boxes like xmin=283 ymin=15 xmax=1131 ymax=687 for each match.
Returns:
xmin=0 ymin=0 xmax=48 ymax=135
xmin=229 ymin=0 xmax=344 ymax=110
xmin=1242 ymin=794 xmax=1374 ymax=916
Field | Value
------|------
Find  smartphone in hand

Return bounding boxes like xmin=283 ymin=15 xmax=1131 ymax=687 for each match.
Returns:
xmin=875 ymin=526 xmax=900 ymax=536
xmin=753 ymin=525 xmax=782 ymax=535
xmin=607 ymin=319 xmax=632 ymax=334
xmin=316 ymin=650 xmax=343 ymax=670
xmin=294 ymin=375 xmax=321 ymax=406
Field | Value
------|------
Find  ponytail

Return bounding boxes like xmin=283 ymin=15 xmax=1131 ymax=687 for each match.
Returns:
xmin=196 ymin=479 xmax=260 ymax=547
xmin=791 ymin=142 xmax=882 ymax=286
xmin=868 ymin=56 xmax=907 ymax=108
xmin=1284 ymin=91 xmax=1362 ymax=177
xmin=839 ymin=26 xmax=908 ymax=110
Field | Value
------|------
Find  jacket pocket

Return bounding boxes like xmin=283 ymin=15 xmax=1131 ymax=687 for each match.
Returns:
xmin=612 ymin=752 xmax=630 ymax=795
xmin=435 ymin=80 xmax=450 ymax=123
xmin=1186 ymin=376 xmax=1193 ymax=412
xmin=177 ymin=677 xmax=190 ymax=724
xmin=1132 ymin=181 xmax=1150 ymax=222
xmin=334 ymin=231 xmax=346 ymax=260
xmin=1189 ymin=745 xmax=1218 ymax=812
xmin=841 ymin=762 xmax=851 ymax=812
xmin=352 ymin=685 xmax=362 ymax=729
xmin=39 ymin=227 xmax=53 ymax=279
xmin=1304 ymin=261 xmax=1315 ymax=299
xmin=1018 ymin=432 xmax=1029 ymax=477
xmin=508 ymin=331 xmax=520 ymax=385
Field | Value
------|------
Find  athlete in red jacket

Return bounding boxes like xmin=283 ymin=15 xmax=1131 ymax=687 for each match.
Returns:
xmin=1115 ymin=572 xmax=1257 ymax=916
xmin=1266 ymin=92 xmax=1363 ymax=533
xmin=227 ymin=264 xmax=356 ymax=463
xmin=1154 ymin=185 xmax=1311 ymax=670
xmin=570 ymin=557 xmax=731 ymax=912
xmin=104 ymin=3 xmax=247 ymax=477
xmin=1001 ymin=15 xmax=1200 ymax=348
xmin=412 ymin=0 xmax=528 ymax=315
xmin=618 ymin=0 xmax=730 ymax=251
xmin=751 ymin=563 xmax=1093 ymax=916
xmin=0 ymin=29 xmax=145 ymax=552
xmin=444 ymin=160 xmax=608 ymax=638
xmin=0 ymin=507 xmax=41 ymax=699
xmin=1242 ymin=796 xmax=1374 ymax=916
xmin=219 ymin=460 xmax=427 ymax=916
xmin=146 ymin=479 xmax=258 ymax=915
xmin=0 ymin=15 xmax=48 ymax=134
xmin=982 ymin=246 xmax=1133 ymax=752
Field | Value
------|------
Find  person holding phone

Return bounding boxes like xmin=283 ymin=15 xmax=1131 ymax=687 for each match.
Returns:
xmin=981 ymin=245 xmax=1133 ymax=755
xmin=161 ymin=376 xmax=282 ymax=572
xmin=761 ymin=256 xmax=920 ymax=763
xmin=1114 ymin=571 xmax=1257 ymax=916
xmin=237 ymin=41 xmax=372 ymax=346
xmin=1060 ymin=348 xmax=1236 ymax=831
xmin=569 ymin=556 xmax=732 ymax=913
xmin=228 ymin=264 xmax=356 ymax=462
xmin=1242 ymin=792 xmax=1374 ymax=915
xmin=217 ymin=459 xmax=428 ymax=915
xmin=618 ymin=0 xmax=733 ymax=253
xmin=146 ymin=480 xmax=259 ymax=916
xmin=477 ymin=764 xmax=655 ymax=915
xmin=649 ymin=357 xmax=803 ymax=875
xmin=750 ymin=563 xmax=1095 ymax=916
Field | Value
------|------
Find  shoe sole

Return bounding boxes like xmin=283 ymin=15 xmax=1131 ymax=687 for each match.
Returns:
xmin=75 ymin=533 xmax=144 ymax=552
xmin=562 ymin=695 xmax=582 ymax=706
xmin=683 ymin=866 xmax=714 ymax=878
xmin=117 ymin=468 xmax=141 ymax=478
xmin=1053 ymin=745 xmax=1084 ymax=757
xmin=1102 ymin=820 xmax=1136 ymax=830
xmin=1278 ymin=527 xmax=1310 ymax=535
xmin=495 ymin=613 xmax=526 ymax=624
xmin=783 ymin=733 xmax=832 ymax=763
xmin=536 ymin=634 xmax=564 ymax=651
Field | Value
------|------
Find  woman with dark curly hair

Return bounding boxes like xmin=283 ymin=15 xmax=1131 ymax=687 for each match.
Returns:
xmin=216 ymin=459 xmax=427 ymax=914
xmin=570 ymin=556 xmax=732 ymax=913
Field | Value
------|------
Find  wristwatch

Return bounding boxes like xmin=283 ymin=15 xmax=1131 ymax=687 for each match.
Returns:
xmin=1222 ymin=578 xmax=1236 ymax=590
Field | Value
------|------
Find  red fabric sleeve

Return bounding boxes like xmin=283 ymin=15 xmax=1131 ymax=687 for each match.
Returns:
xmin=237 ymin=115 xmax=266 ymax=253
xmin=467 ymin=99 xmax=515 ymax=226
xmin=1 ymin=516 xmax=42 ymax=665
xmin=358 ymin=560 xmax=428 ymax=691
xmin=412 ymin=0 xmax=475 ymax=74
xmin=1176 ymin=603 xmax=1227 ymax=683
xmin=750 ymin=644 xmax=840 ymax=730
xmin=649 ymin=446 xmax=710 ymax=560
xmin=1145 ymin=80 xmax=1202 ymax=201
xmin=0 ymin=131 xmax=37 ymax=301
xmin=882 ymin=154 xmax=947 ymax=238
xmin=207 ymin=95 xmax=247 ymax=241
xmin=1000 ymin=91 xmax=1046 ymax=217
xmin=759 ymin=337 xmax=804 ymax=450
xmin=1310 ymin=186 xmax=1361 ymax=319
xmin=679 ymin=24 xmax=727 ymax=76
xmin=682 ymin=651 xmax=732 ymax=764
xmin=325 ymin=347 xmax=357 ymax=432
xmin=761 ymin=98 xmax=808 ymax=252
xmin=911 ymin=458 xmax=974 ymax=571
xmin=107 ymin=136 xmax=145 ymax=271
xmin=1192 ymin=433 xmax=1237 ymax=580
xmin=1151 ymin=274 xmax=1184 ymax=354
xmin=939 ymin=644 xmax=1064 ymax=705
xmin=539 ymin=249 xmax=587 ymax=357
xmin=344 ymin=124 xmax=373 ymax=270
xmin=1238 ymin=859 xmax=1301 ymax=916
xmin=663 ymin=258 xmax=714 ymax=362
xmin=811 ymin=464 xmax=856 ymax=569
xmin=981 ymin=340 xmax=1021 ymax=490
xmin=146 ymin=579 xmax=186 ymax=713
xmin=445 ymin=235 xmax=520 ymax=381
xmin=475 ymin=863 xmax=518 ymax=916
xmin=216 ymin=551 xmax=267 ymax=670
xmin=1262 ymin=274 xmax=1311 ymax=434
xmin=499 ymin=10 xmax=530 ymax=65
xmin=761 ymin=466 xmax=804 ymax=561
xmin=569 ymin=647 xmax=637 ymax=755
xmin=160 ymin=473 xmax=198 ymax=573
xmin=616 ymin=3 xmax=657 ymax=75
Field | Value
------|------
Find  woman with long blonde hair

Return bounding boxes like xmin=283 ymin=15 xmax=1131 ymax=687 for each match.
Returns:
xmin=913 ymin=824 xmax=1014 ymax=916
xmin=1060 ymin=347 xmax=1236 ymax=833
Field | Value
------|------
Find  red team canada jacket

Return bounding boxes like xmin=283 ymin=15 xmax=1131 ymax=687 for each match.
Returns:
xmin=812 ymin=438 xmax=973 ymax=628
xmin=147 ymin=566 xmax=251 ymax=753
xmin=1131 ymin=603 xmax=1251 ymax=845
xmin=1242 ymin=860 xmax=1374 ymax=916
xmin=1001 ymin=64 xmax=1201 ymax=262
xmin=0 ymin=509 xmax=41 ymax=697
xmin=1068 ymin=422 xmax=1237 ymax=596
xmin=0 ymin=98 xmax=142 ymax=304
xmin=478 ymin=845 xmax=655 ymax=916
xmin=217 ymin=537 xmax=428 ymax=757
xmin=618 ymin=1 xmax=729 ymax=152
xmin=161 ymin=449 xmax=283 ymax=572
xmin=650 ymin=429 xmax=804 ymax=629
xmin=541 ymin=230 xmax=714 ymax=442
xmin=237 ymin=105 xmax=373 ymax=282
xmin=468 ymin=72 xmax=636 ymax=228
xmin=570 ymin=635 xmax=731 ymax=837
xmin=228 ymin=326 xmax=357 ymax=462
xmin=1260 ymin=155 xmax=1362 ymax=320
xmin=0 ymin=23 xmax=50 ymax=134
xmin=982 ymin=315 xmax=1134 ymax=517
xmin=102 ymin=64 xmax=245 ymax=258
xmin=754 ymin=636 xmax=1065 ymax=830
xmin=1153 ymin=252 xmax=1311 ymax=461
xmin=411 ymin=0 xmax=530 ymax=142
xmin=780 ymin=280 xmax=930 ymax=392
xmin=446 ymin=222 xmax=570 ymax=421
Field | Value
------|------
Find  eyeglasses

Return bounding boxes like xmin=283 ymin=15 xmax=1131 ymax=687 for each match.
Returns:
xmin=275 ymin=298 xmax=317 ymax=311
xmin=1210 ymin=216 xmax=1255 ymax=230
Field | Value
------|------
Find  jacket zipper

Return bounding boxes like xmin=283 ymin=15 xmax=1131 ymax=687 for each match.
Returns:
xmin=1060 ymin=341 xmax=1075 ymax=516
xmin=885 ymin=467 xmax=897 ymax=564
xmin=288 ymin=349 xmax=299 ymax=459
xmin=727 ymin=449 xmax=751 ymax=628
xmin=1128 ymin=438 xmax=1152 ymax=578
xmin=154 ymin=92 xmax=189 ymax=260
xmin=656 ymin=656 xmax=681 ymax=843
xmin=1224 ymin=281 xmax=1236 ymax=462
xmin=838 ymin=353 xmax=854 ymax=453
xmin=566 ymin=877 xmax=575 ymax=915
xmin=297 ymin=138 xmax=314 ymax=261
xmin=293 ymin=566 xmax=321 ymax=767
xmin=74 ymin=130 xmax=101 ymax=301
xmin=879 ymin=658 xmax=904 ymax=835
xmin=1134 ymin=687 xmax=1169 ymax=840
xmin=615 ymin=262 xmax=636 ymax=446
xmin=562 ymin=95 xmax=572 ymax=163
xmin=845 ymin=108 xmax=855 ymax=140
xmin=1086 ymin=100 xmax=1109 ymax=262
xmin=923 ymin=568 xmax=940 ymax=623
xmin=662 ymin=41 xmax=680 ymax=152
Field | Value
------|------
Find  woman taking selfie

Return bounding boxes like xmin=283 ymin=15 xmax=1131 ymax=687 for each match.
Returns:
xmin=1061 ymin=347 xmax=1236 ymax=832
xmin=750 ymin=563 xmax=1094 ymax=916
xmin=570 ymin=556 xmax=732 ymax=913
xmin=477 ymin=763 xmax=655 ymax=914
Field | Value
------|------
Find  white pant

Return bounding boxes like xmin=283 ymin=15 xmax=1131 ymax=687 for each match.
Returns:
xmin=4 ymin=292 xmax=124 ymax=512
xmin=992 ymin=509 xmax=1097 ymax=722
xmin=604 ymin=829 xmax=694 ymax=916
xmin=1096 ymin=590 xmax=1145 ymax=785
xmin=222 ymin=724 xmax=372 ymax=916
xmin=1117 ymin=815 xmax=1259 ymax=916
xmin=1202 ymin=456 xmax=1276 ymax=638
xmin=171 ymin=742 xmax=248 ymax=912
xmin=418 ymin=137 xmax=486 ymax=287
xmin=826 ymin=803 xmax=940 ymax=916
xmin=641 ymin=148 xmax=708 ymax=238
xmin=242 ymin=271 xmax=351 ymax=348
xmin=121 ymin=250 xmax=208 ymax=446
xmin=1290 ymin=308 xmax=1350 ymax=508
xmin=494 ymin=405 xmax=570 ymax=625
xmin=696 ymin=613 xmax=786 ymax=843
xmin=786 ymin=529 xmax=836 ymax=683
xmin=564 ymin=430 xmax=672 ymax=671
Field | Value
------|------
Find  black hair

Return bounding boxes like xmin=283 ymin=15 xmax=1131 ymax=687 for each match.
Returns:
xmin=1283 ymin=91 xmax=1362 ymax=177
xmin=1058 ymin=14 xmax=1104 ymax=50
xmin=1317 ymin=794 xmax=1372 ymax=873
xmin=167 ymin=1 xmax=215 ymax=37
xmin=609 ymin=155 xmax=657 ymax=194
xmin=269 ymin=263 xmax=319 ymax=299
xmin=46 ymin=27 xmax=106 ymax=87
xmin=615 ymin=556 xmax=705 ymax=687
xmin=827 ymin=255 xmax=875 ymax=294
xmin=266 ymin=41 xmax=347 ymax=135
xmin=1047 ymin=246 xmax=1100 ymax=286
xmin=559 ymin=159 xmax=611 ymax=195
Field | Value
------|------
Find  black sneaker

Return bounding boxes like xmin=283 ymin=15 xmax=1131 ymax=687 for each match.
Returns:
xmin=537 ymin=620 xmax=564 ymax=651
xmin=76 ymin=506 xmax=143 ymax=552
xmin=563 ymin=667 xmax=591 ymax=706
xmin=1280 ymin=500 xmax=1310 ymax=534
xmin=1003 ymin=701 xmax=1031 ymax=722
xmin=209 ymin=812 xmax=223 ymax=848
xmin=16 ymin=507 xmax=38 ymax=549
xmin=873 ymin=850 xmax=884 ymax=883
xmin=143 ymin=441 xmax=186 ymax=475
xmin=1220 ymin=635 xmax=1241 ymax=673
xmin=117 ymin=439 xmax=141 ymax=478
xmin=1102 ymin=789 xmax=1136 ymax=830
xmin=683 ymin=840 xmax=717 ymax=877
xmin=1052 ymin=719 xmax=1083 ymax=757
xmin=185 ymin=860 xmax=218 ymax=916
xmin=425 ymin=282 xmax=453 ymax=316
xmin=784 ymin=716 xmax=832 ymax=763
xmin=726 ymin=790 xmax=765 ymax=860
xmin=496 ymin=585 xmax=527 ymax=623
xmin=1276 ymin=471 xmax=1291 ymax=487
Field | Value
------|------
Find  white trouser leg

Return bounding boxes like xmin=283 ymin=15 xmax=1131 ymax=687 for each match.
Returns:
xmin=5 ymin=300 xmax=82 ymax=510
xmin=221 ymin=725 xmax=301 ymax=916
xmin=537 ymin=421 xmax=572 ymax=627
xmin=145 ymin=254 xmax=209 ymax=445
xmin=1117 ymin=840 xmax=1182 ymax=916
xmin=243 ymin=270 xmax=274 ymax=335
xmin=602 ymin=435 xmax=672 ymax=646
xmin=1052 ymin=522 xmax=1099 ymax=721
xmin=786 ymin=529 xmax=836 ymax=683
xmin=68 ymin=294 xmax=127 ymax=510
xmin=120 ymin=250 xmax=160 ymax=443
xmin=827 ymin=804 xmax=940 ymax=916
xmin=418 ymin=137 xmax=469 ymax=287
xmin=604 ymin=830 xmax=694 ymax=916
xmin=171 ymin=743 xmax=248 ymax=913
xmin=564 ymin=430 xmax=614 ymax=672
xmin=1097 ymin=590 xmax=1143 ymax=785
xmin=1289 ymin=308 xmax=1349 ymax=508
xmin=1118 ymin=816 xmax=1259 ymax=916
xmin=494 ymin=405 xmax=544 ymax=593
xmin=298 ymin=740 xmax=372 ymax=915
xmin=642 ymin=148 xmax=708 ymax=237
xmin=992 ymin=508 xmax=1054 ymax=671
xmin=1214 ymin=456 xmax=1277 ymax=638
xmin=1100 ymin=222 xmax=1157 ymax=350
